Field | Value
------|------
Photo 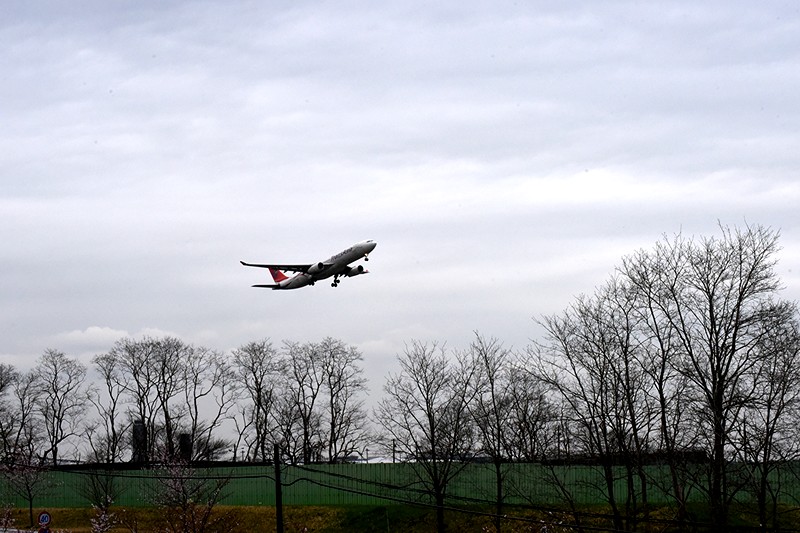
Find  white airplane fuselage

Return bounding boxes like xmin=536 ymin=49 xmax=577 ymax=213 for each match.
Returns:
xmin=241 ymin=240 xmax=377 ymax=290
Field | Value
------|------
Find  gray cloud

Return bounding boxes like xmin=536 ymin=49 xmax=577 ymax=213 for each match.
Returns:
xmin=2 ymin=2 xmax=799 ymax=388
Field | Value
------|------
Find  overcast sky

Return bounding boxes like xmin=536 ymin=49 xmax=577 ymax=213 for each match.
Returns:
xmin=3 ymin=1 xmax=799 ymax=391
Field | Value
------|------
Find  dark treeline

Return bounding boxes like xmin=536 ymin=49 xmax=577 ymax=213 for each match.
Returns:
xmin=0 ymin=336 xmax=371 ymax=466
xmin=528 ymin=224 xmax=800 ymax=533
xmin=2 ymin=224 xmax=799 ymax=533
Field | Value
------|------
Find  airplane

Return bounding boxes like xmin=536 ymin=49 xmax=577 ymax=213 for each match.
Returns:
xmin=240 ymin=240 xmax=377 ymax=290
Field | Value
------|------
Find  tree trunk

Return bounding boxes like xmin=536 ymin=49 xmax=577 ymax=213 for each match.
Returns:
xmin=494 ymin=460 xmax=503 ymax=533
xmin=435 ymin=487 xmax=446 ymax=533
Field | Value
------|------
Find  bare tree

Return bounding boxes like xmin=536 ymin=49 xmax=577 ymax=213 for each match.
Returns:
xmin=78 ymin=466 xmax=124 ymax=525
xmin=150 ymin=458 xmax=238 ymax=533
xmin=230 ymin=403 xmax=253 ymax=463
xmin=650 ymin=224 xmax=787 ymax=531
xmin=375 ymin=341 xmax=476 ymax=533
xmin=272 ymin=392 xmax=305 ymax=464
xmin=151 ymin=337 xmax=189 ymax=459
xmin=283 ymin=341 xmax=325 ymax=464
xmin=33 ymin=349 xmax=88 ymax=465
xmin=106 ymin=336 xmax=229 ymax=463
xmin=317 ymin=337 xmax=369 ymax=463
xmin=504 ymin=365 xmax=557 ymax=462
xmin=231 ymin=340 xmax=282 ymax=462
xmin=0 ymin=371 xmax=49 ymax=528
xmin=466 ymin=333 xmax=515 ymax=533
xmin=1 ymin=458 xmax=50 ymax=529
xmin=622 ymin=240 xmax=698 ymax=523
xmin=109 ymin=337 xmax=160 ymax=463
xmin=88 ymin=351 xmax=130 ymax=463
xmin=533 ymin=276 xmax=652 ymax=532
xmin=551 ymin=223 xmax=799 ymax=532
xmin=0 ymin=363 xmax=19 ymax=460
xmin=181 ymin=346 xmax=238 ymax=461
xmin=735 ymin=303 xmax=800 ymax=532
xmin=1 ymin=371 xmax=38 ymax=463
xmin=0 ymin=364 xmax=13 ymax=395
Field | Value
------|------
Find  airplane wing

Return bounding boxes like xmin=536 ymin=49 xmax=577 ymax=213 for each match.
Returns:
xmin=240 ymin=261 xmax=312 ymax=273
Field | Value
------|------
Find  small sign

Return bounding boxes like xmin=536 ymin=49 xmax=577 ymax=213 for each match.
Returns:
xmin=38 ymin=511 xmax=51 ymax=526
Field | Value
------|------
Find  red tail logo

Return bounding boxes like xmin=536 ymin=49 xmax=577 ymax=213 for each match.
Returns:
xmin=269 ymin=268 xmax=289 ymax=283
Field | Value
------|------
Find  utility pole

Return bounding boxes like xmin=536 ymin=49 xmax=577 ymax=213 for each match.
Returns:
xmin=274 ymin=443 xmax=284 ymax=533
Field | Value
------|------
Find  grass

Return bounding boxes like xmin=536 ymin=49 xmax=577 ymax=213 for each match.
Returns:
xmin=0 ymin=504 xmax=641 ymax=533
xmin=2 ymin=504 xmax=558 ymax=532
xmin=6 ymin=503 xmax=800 ymax=532
xmin=4 ymin=505 xmax=342 ymax=532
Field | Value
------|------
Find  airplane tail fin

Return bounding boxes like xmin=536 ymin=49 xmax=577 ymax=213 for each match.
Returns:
xmin=269 ymin=268 xmax=289 ymax=283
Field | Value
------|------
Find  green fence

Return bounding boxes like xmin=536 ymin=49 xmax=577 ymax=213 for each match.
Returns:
xmin=3 ymin=462 xmax=800 ymax=509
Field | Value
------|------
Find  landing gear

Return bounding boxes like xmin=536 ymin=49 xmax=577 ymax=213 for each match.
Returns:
xmin=331 ymin=276 xmax=341 ymax=287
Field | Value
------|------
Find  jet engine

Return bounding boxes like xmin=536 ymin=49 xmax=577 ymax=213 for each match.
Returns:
xmin=307 ymin=262 xmax=326 ymax=275
xmin=345 ymin=265 xmax=368 ymax=277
